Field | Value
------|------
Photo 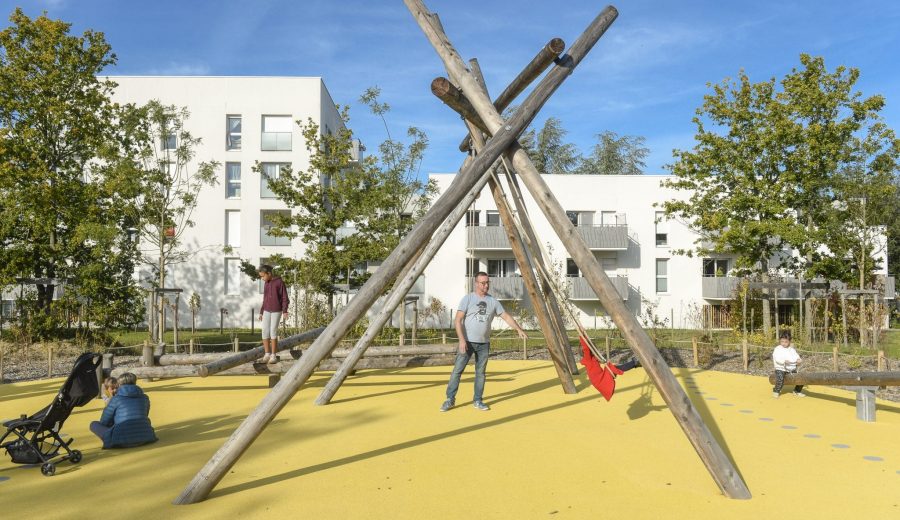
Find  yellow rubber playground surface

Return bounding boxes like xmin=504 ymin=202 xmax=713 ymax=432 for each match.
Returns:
xmin=2 ymin=361 xmax=899 ymax=519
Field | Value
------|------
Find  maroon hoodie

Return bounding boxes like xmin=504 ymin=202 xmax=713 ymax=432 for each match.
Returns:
xmin=261 ymin=276 xmax=289 ymax=313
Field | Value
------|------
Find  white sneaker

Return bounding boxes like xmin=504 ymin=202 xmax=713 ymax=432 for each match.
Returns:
xmin=267 ymin=354 xmax=278 ymax=364
xmin=792 ymin=391 xmax=806 ymax=398
xmin=772 ymin=392 xmax=780 ymax=399
xmin=260 ymin=353 xmax=271 ymax=363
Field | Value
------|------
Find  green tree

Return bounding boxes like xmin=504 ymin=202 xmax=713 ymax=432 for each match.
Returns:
xmin=576 ymin=131 xmax=649 ymax=175
xmin=262 ymin=108 xmax=381 ymax=314
xmin=519 ymin=117 xmax=581 ymax=174
xmin=0 ymin=9 xmax=143 ymax=336
xmin=661 ymin=54 xmax=898 ymax=337
xmin=129 ymin=100 xmax=219 ymax=339
xmin=360 ymin=87 xmax=437 ymax=250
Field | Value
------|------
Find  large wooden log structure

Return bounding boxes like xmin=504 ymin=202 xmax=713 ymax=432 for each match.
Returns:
xmin=767 ymin=371 xmax=900 ymax=387
xmin=405 ymin=0 xmax=749 ymax=499
xmin=173 ymin=4 xmax=612 ymax=504
xmin=198 ymin=327 xmax=325 ymax=377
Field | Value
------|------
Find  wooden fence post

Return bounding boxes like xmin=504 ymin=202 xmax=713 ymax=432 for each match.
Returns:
xmin=142 ymin=340 xmax=153 ymax=367
xmin=233 ymin=337 xmax=239 ymax=353
xmin=522 ymin=336 xmax=527 ymax=360
xmin=189 ymin=338 xmax=195 ymax=355
xmin=0 ymin=345 xmax=4 ymax=383
xmin=877 ymin=349 xmax=885 ymax=372
xmin=741 ymin=338 xmax=748 ymax=372
xmin=605 ymin=336 xmax=611 ymax=361
xmin=832 ymin=346 xmax=839 ymax=371
xmin=692 ymin=337 xmax=699 ymax=368
xmin=47 ymin=345 xmax=53 ymax=378
xmin=441 ymin=332 xmax=447 ymax=344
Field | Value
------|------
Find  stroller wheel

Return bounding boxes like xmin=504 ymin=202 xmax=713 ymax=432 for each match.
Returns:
xmin=41 ymin=463 xmax=56 ymax=476
xmin=70 ymin=450 xmax=82 ymax=463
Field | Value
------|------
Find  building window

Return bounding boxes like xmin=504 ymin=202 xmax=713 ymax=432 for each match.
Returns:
xmin=566 ymin=211 xmax=595 ymax=226
xmin=260 ymin=210 xmax=291 ymax=246
xmin=466 ymin=210 xmax=480 ymax=227
xmin=161 ymin=133 xmax=177 ymax=150
xmin=600 ymin=211 xmax=616 ymax=226
xmin=225 ymin=210 xmax=241 ymax=248
xmin=601 ymin=256 xmax=617 ymax=272
xmin=226 ymin=115 xmax=242 ymax=150
xmin=260 ymin=162 xmax=290 ymax=199
xmin=703 ymin=258 xmax=729 ymax=277
xmin=225 ymin=258 xmax=241 ymax=295
xmin=655 ymin=211 xmax=669 ymax=246
xmin=566 ymin=211 xmax=579 ymax=226
xmin=485 ymin=211 xmax=501 ymax=227
xmin=261 ymin=115 xmax=292 ymax=151
xmin=656 ymin=258 xmax=668 ymax=292
xmin=465 ymin=258 xmax=477 ymax=277
xmin=566 ymin=259 xmax=580 ymax=277
xmin=488 ymin=258 xmax=518 ymax=277
xmin=226 ymin=163 xmax=241 ymax=199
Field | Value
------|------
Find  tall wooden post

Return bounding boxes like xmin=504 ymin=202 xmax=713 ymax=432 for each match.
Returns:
xmin=692 ymin=337 xmax=699 ymax=368
xmin=405 ymin=0 xmax=749 ymax=499
xmin=832 ymin=346 xmax=838 ymax=371
xmin=174 ymin=5 xmax=592 ymax=500
xmin=841 ymin=294 xmax=848 ymax=351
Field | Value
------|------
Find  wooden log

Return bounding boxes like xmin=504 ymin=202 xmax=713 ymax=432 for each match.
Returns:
xmin=741 ymin=338 xmax=748 ymax=372
xmin=175 ymin=43 xmax=565 ymax=507
xmin=142 ymin=341 xmax=153 ymax=367
xmin=161 ymin=343 xmax=456 ymax=365
xmin=314 ymin=157 xmax=488 ymax=405
xmin=692 ymin=337 xmax=699 ymax=367
xmin=415 ymin=0 xmax=749 ymax=499
xmin=118 ymin=354 xmax=459 ymax=379
xmin=432 ymin=77 xmax=493 ymax=135
xmin=199 ymin=327 xmax=325 ymax=377
xmin=878 ymin=350 xmax=885 ymax=372
xmin=458 ymin=37 xmax=565 ymax=151
xmin=832 ymin=346 xmax=838 ymax=371
xmin=766 ymin=371 xmax=900 ymax=387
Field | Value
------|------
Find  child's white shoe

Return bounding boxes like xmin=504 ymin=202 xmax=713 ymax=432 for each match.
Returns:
xmin=772 ymin=392 xmax=780 ymax=399
xmin=260 ymin=353 xmax=271 ymax=363
xmin=792 ymin=391 xmax=806 ymax=398
xmin=267 ymin=354 xmax=278 ymax=364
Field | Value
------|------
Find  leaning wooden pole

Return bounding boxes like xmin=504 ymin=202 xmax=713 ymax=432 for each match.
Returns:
xmin=174 ymin=12 xmax=595 ymax=505
xmin=315 ymin=158 xmax=490 ymax=405
xmin=406 ymin=0 xmax=750 ymax=499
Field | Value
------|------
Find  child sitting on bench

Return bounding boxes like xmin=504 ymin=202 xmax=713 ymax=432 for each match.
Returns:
xmin=772 ymin=331 xmax=804 ymax=398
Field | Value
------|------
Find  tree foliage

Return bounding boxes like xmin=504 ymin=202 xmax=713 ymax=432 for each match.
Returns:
xmin=518 ymin=116 xmax=648 ymax=175
xmin=0 ymin=9 xmax=144 ymax=334
xmin=661 ymin=54 xmax=898 ymax=285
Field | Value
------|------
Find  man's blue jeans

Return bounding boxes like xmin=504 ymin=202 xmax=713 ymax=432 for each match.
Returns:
xmin=445 ymin=342 xmax=490 ymax=402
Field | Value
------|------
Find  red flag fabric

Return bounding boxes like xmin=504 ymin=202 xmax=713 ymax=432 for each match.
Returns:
xmin=579 ymin=336 xmax=618 ymax=401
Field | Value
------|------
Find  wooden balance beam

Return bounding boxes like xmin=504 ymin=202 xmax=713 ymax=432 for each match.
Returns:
xmin=766 ymin=371 xmax=899 ymax=422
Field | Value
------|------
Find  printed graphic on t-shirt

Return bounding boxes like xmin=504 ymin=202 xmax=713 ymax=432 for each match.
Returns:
xmin=476 ymin=301 xmax=487 ymax=322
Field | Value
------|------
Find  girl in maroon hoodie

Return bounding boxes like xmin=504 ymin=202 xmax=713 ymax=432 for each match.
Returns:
xmin=257 ymin=264 xmax=289 ymax=363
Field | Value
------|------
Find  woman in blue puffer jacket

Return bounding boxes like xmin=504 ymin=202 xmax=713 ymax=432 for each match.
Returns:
xmin=89 ymin=372 xmax=158 ymax=448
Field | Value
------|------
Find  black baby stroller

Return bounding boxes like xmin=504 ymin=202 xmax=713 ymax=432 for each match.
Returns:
xmin=1 ymin=352 xmax=101 ymax=476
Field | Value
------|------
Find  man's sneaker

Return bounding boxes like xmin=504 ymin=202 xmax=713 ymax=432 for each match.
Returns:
xmin=260 ymin=353 xmax=270 ymax=364
xmin=473 ymin=401 xmax=490 ymax=411
xmin=792 ymin=391 xmax=806 ymax=398
xmin=439 ymin=399 xmax=455 ymax=412
xmin=772 ymin=392 xmax=780 ymax=399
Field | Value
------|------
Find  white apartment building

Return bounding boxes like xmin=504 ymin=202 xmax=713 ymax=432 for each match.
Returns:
xmin=110 ymin=76 xmax=347 ymax=328
xmin=419 ymin=173 xmax=895 ymax=330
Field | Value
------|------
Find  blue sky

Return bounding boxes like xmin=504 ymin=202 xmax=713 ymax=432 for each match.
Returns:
xmin=6 ymin=0 xmax=900 ymax=176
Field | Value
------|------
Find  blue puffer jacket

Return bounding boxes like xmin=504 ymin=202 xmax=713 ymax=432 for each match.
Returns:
xmin=98 ymin=384 xmax=157 ymax=448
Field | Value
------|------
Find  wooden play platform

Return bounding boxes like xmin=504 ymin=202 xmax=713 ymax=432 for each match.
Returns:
xmin=2 ymin=362 xmax=898 ymax=519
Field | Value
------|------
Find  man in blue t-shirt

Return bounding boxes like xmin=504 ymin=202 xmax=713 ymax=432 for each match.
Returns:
xmin=440 ymin=271 xmax=528 ymax=412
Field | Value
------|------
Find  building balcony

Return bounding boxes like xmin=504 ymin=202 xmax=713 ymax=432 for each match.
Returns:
xmin=702 ymin=276 xmax=897 ymax=300
xmin=465 ymin=224 xmax=628 ymax=250
xmin=462 ymin=276 xmax=525 ymax=300
xmin=567 ymin=276 xmax=629 ymax=301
